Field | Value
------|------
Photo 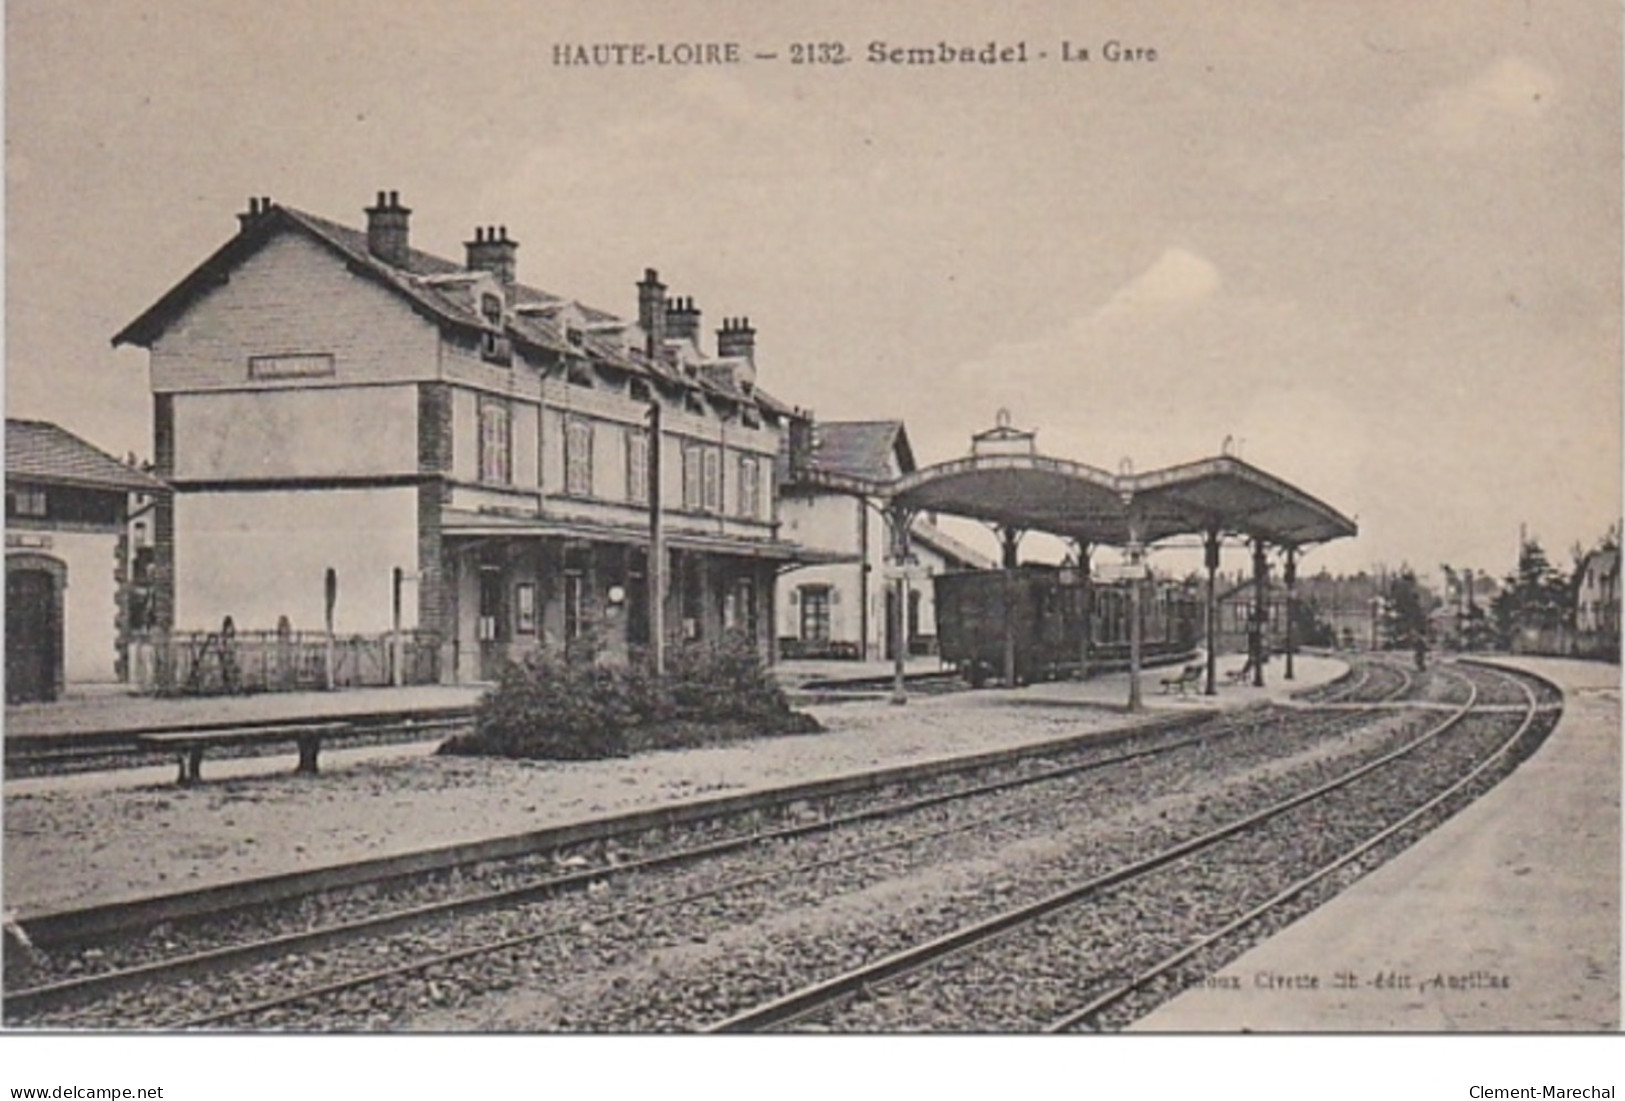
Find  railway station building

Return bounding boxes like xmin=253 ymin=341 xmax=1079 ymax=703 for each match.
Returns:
xmin=114 ymin=193 xmax=831 ymax=687
xmin=5 ymin=419 xmax=168 ymax=701
xmin=776 ymin=420 xmax=993 ymax=661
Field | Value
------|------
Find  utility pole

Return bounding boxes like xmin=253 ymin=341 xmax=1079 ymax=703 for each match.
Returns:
xmin=647 ymin=401 xmax=665 ymax=676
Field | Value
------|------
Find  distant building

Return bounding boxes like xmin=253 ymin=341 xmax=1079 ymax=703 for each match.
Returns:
xmin=1573 ymin=547 xmax=1619 ymax=660
xmin=776 ymin=420 xmax=991 ymax=659
xmin=6 ymin=419 xmax=168 ymax=701
xmin=113 ymin=193 xmax=826 ymax=685
xmin=1211 ymin=568 xmax=1393 ymax=654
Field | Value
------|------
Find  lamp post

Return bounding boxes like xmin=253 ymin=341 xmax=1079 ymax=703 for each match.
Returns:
xmin=888 ymin=505 xmax=914 ymax=705
xmin=1122 ymin=492 xmax=1143 ymax=712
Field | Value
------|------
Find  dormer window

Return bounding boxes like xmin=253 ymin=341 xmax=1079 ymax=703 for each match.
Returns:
xmin=480 ymin=331 xmax=512 ymax=366
xmin=567 ymin=360 xmax=594 ymax=388
xmin=567 ymin=327 xmax=585 ymax=347
xmin=480 ymin=292 xmax=503 ymax=327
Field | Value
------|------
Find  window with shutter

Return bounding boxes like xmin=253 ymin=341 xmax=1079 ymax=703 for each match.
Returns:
xmin=565 ymin=419 xmax=594 ymax=497
xmin=478 ymin=398 xmax=512 ymax=485
xmin=702 ymin=447 xmax=722 ymax=513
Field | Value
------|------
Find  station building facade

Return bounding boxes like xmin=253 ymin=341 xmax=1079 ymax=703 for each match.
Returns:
xmin=115 ymin=193 xmax=820 ymax=684
xmin=5 ymin=419 xmax=167 ymax=700
xmin=776 ymin=420 xmax=992 ymax=660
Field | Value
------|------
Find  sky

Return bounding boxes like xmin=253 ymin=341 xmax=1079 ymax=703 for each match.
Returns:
xmin=6 ymin=0 xmax=1621 ymax=584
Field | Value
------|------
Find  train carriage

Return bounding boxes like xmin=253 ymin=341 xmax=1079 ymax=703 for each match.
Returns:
xmin=933 ymin=565 xmax=1201 ymax=686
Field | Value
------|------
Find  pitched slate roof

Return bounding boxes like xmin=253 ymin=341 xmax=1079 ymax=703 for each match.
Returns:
xmin=807 ymin=421 xmax=915 ymax=482
xmin=112 ymin=200 xmax=792 ymax=410
xmin=6 ymin=419 xmax=167 ymax=494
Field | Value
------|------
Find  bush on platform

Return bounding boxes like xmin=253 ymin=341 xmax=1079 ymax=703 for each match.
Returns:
xmin=438 ymin=636 xmax=821 ymax=761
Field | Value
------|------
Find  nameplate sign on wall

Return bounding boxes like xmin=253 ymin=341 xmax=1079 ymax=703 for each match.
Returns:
xmin=249 ymin=353 xmax=336 ymax=380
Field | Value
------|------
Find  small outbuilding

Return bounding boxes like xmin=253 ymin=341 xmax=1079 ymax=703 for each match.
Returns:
xmin=6 ymin=419 xmax=167 ymax=701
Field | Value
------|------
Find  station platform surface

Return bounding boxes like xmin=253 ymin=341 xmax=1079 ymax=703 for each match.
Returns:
xmin=1133 ymin=655 xmax=1620 ymax=1032
xmin=3 ymin=684 xmax=486 ymax=741
xmin=2 ymin=658 xmax=951 ymax=741
xmin=3 ymin=653 xmax=1337 ymax=918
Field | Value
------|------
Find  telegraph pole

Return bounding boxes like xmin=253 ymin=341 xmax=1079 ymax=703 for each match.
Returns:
xmin=647 ymin=400 xmax=665 ymax=676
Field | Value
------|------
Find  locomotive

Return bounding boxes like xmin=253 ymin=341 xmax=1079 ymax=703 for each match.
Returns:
xmin=933 ymin=564 xmax=1202 ymax=686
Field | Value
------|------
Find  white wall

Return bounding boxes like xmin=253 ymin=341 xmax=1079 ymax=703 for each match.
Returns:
xmin=174 ymin=487 xmax=419 ymax=633
xmin=46 ymin=531 xmax=122 ymax=683
xmin=172 ymin=386 xmax=418 ymax=480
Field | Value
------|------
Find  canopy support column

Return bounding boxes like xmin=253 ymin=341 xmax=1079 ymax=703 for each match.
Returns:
xmin=888 ymin=505 xmax=915 ymax=705
xmin=1251 ymin=538 xmax=1269 ymax=688
xmin=998 ymin=526 xmax=1023 ymax=687
xmin=1124 ymin=497 xmax=1143 ymax=712
xmin=1283 ymin=546 xmax=1298 ymax=681
xmin=1075 ymin=540 xmax=1092 ymax=682
xmin=1203 ymin=528 xmax=1221 ymax=696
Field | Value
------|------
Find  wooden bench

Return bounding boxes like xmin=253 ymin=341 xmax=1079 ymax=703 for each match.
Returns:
xmin=136 ymin=721 xmax=352 ymax=786
xmin=1159 ymin=663 xmax=1204 ymax=696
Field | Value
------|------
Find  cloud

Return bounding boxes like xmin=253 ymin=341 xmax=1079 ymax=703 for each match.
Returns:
xmin=1417 ymin=56 xmax=1556 ymax=150
xmin=1093 ymin=247 xmax=1222 ymax=320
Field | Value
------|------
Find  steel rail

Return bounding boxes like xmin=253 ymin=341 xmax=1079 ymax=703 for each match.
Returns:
xmin=703 ymin=665 xmax=1487 ymax=1033
xmin=1042 ymin=662 xmax=1545 ymax=1032
xmin=7 ymin=709 xmax=1206 ymax=949
xmin=150 ymin=707 xmax=1325 ymax=1030
xmin=4 ymin=710 xmax=1248 ymax=1022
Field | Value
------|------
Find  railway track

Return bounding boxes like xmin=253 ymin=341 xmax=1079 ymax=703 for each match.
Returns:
xmin=8 ymin=691 xmax=1412 ymax=1029
xmin=704 ymin=661 xmax=1555 ymax=1032
xmin=6 ymin=657 xmax=1556 ymax=1032
xmin=3 ymin=707 xmax=1237 ymax=1023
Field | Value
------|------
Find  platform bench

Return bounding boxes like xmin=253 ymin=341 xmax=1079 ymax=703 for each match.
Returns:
xmin=1159 ymin=663 xmax=1204 ymax=696
xmin=136 ymin=721 xmax=353 ymax=786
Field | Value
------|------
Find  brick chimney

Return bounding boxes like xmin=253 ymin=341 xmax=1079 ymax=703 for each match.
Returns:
xmin=717 ymin=316 xmax=756 ymax=361
xmin=365 ymin=190 xmax=412 ymax=267
xmin=465 ymin=225 xmax=518 ymax=284
xmin=637 ymin=269 xmax=667 ymax=359
xmin=237 ymin=196 xmax=274 ymax=233
xmin=787 ymin=411 xmax=815 ymax=480
xmin=665 ymin=296 xmax=701 ymax=345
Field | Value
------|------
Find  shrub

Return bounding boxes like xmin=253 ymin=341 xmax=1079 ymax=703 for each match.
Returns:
xmin=666 ymin=633 xmax=799 ymax=725
xmin=456 ymin=650 xmax=632 ymax=760
xmin=439 ymin=636 xmax=820 ymax=761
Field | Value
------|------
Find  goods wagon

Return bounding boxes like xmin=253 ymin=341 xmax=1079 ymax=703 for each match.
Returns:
xmin=934 ymin=566 xmax=1200 ymax=686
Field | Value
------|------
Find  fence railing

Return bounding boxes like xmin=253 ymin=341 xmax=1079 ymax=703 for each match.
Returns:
xmin=131 ymin=629 xmax=442 ymax=696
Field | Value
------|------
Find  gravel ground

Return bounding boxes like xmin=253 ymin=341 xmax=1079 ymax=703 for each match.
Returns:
xmin=11 ymin=667 xmax=1311 ymax=917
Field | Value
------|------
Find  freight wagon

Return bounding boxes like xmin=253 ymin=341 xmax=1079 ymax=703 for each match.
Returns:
xmin=933 ymin=565 xmax=1201 ymax=686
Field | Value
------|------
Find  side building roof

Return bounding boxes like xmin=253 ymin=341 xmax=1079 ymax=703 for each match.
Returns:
xmin=6 ymin=419 xmax=168 ymax=495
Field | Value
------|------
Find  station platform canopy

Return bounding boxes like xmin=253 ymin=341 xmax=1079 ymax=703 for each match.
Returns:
xmin=887 ymin=416 xmax=1356 ymax=549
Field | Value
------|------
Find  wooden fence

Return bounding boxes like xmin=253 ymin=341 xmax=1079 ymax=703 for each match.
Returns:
xmin=130 ymin=629 xmax=441 ymax=696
